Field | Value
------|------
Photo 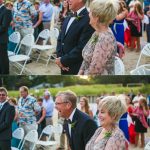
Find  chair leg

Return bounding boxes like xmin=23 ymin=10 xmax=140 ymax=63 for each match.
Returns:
xmin=46 ymin=56 xmax=50 ymax=67
xmin=37 ymin=52 xmax=41 ymax=62
xmin=136 ymin=54 xmax=142 ymax=68
xmin=20 ymin=60 xmax=27 ymax=75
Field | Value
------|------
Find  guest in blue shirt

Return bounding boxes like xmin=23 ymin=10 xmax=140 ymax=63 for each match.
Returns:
xmin=39 ymin=0 xmax=54 ymax=30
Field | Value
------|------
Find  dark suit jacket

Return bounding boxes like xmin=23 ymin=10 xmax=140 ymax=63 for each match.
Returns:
xmin=56 ymin=8 xmax=94 ymax=75
xmin=64 ymin=109 xmax=98 ymax=150
xmin=0 ymin=102 xmax=15 ymax=140
xmin=0 ymin=5 xmax=12 ymax=44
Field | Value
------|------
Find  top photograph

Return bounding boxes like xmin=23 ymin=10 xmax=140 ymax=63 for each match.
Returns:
xmin=0 ymin=0 xmax=150 ymax=75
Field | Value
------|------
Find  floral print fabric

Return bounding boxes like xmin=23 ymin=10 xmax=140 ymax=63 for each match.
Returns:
xmin=80 ymin=28 xmax=117 ymax=75
xmin=85 ymin=127 xmax=127 ymax=150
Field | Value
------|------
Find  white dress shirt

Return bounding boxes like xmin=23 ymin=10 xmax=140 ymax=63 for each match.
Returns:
xmin=0 ymin=100 xmax=7 ymax=110
xmin=65 ymin=6 xmax=86 ymax=34
xmin=68 ymin=108 xmax=76 ymax=136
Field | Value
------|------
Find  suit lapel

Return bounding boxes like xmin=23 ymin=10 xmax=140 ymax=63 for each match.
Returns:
xmin=0 ymin=5 xmax=4 ymax=14
xmin=71 ymin=109 xmax=79 ymax=150
xmin=62 ymin=17 xmax=71 ymax=40
xmin=0 ymin=102 xmax=8 ymax=114
xmin=64 ymin=120 xmax=72 ymax=148
xmin=64 ymin=8 xmax=88 ymax=39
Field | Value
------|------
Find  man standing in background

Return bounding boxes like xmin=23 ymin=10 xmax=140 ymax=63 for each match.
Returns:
xmin=0 ymin=0 xmax=12 ymax=74
xmin=0 ymin=87 xmax=15 ymax=150
xmin=18 ymin=86 xmax=41 ymax=150
xmin=43 ymin=90 xmax=55 ymax=126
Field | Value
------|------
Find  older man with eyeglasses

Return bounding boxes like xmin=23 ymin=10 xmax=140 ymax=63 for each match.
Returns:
xmin=0 ymin=87 xmax=15 ymax=150
xmin=55 ymin=90 xmax=97 ymax=150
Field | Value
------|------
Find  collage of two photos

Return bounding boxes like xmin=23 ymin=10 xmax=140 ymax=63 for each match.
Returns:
xmin=0 ymin=0 xmax=150 ymax=149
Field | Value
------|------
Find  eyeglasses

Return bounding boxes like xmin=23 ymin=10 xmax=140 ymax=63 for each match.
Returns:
xmin=55 ymin=102 xmax=69 ymax=105
xmin=0 ymin=94 xmax=6 ymax=96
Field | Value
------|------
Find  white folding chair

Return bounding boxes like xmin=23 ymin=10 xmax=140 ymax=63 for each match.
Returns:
xmin=53 ymin=124 xmax=63 ymax=134
xmin=36 ymin=125 xmax=58 ymax=148
xmin=9 ymin=34 xmax=34 ymax=75
xmin=19 ymin=130 xmax=38 ymax=150
xmin=46 ymin=28 xmax=59 ymax=66
xmin=114 ymin=56 xmax=125 ymax=75
xmin=11 ymin=128 xmax=24 ymax=150
xmin=136 ymin=43 xmax=150 ymax=68
xmin=145 ymin=140 xmax=150 ymax=150
xmin=32 ymin=29 xmax=55 ymax=62
xmin=130 ymin=64 xmax=150 ymax=75
xmin=8 ymin=32 xmax=21 ymax=56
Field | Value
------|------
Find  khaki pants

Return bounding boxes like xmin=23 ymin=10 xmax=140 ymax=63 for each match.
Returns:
xmin=19 ymin=123 xmax=37 ymax=150
xmin=15 ymin=28 xmax=34 ymax=55
xmin=42 ymin=22 xmax=51 ymax=44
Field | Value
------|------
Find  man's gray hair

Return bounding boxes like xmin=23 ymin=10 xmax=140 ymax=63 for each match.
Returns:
xmin=56 ymin=90 xmax=77 ymax=108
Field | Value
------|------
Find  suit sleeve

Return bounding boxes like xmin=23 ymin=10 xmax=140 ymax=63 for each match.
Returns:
xmin=0 ymin=9 xmax=12 ymax=33
xmin=83 ymin=119 xmax=97 ymax=145
xmin=60 ymin=23 xmax=94 ymax=66
xmin=0 ymin=106 xmax=15 ymax=132
xmin=56 ymin=29 xmax=62 ymax=57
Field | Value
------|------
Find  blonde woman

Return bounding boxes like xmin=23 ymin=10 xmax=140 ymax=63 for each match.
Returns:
xmin=86 ymin=96 xmax=128 ymax=150
xmin=78 ymin=0 xmax=119 ymax=75
xmin=79 ymin=97 xmax=93 ymax=118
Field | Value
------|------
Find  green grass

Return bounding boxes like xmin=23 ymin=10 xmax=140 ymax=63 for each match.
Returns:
xmin=8 ymin=84 xmax=147 ymax=98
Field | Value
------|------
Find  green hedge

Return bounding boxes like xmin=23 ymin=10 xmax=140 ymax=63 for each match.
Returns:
xmin=8 ymin=84 xmax=148 ymax=98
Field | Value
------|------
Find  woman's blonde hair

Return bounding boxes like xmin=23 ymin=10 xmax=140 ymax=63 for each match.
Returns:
xmin=99 ymin=96 xmax=126 ymax=122
xmin=90 ymin=0 xmax=119 ymax=25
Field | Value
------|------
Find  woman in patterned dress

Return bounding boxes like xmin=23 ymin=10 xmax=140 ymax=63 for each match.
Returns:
xmin=78 ymin=0 xmax=119 ymax=75
xmin=85 ymin=96 xmax=128 ymax=150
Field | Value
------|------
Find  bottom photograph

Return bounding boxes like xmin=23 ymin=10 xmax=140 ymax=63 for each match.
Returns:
xmin=0 ymin=76 xmax=150 ymax=150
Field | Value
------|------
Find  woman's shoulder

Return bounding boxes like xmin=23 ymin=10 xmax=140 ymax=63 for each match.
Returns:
xmin=112 ymin=126 xmax=126 ymax=140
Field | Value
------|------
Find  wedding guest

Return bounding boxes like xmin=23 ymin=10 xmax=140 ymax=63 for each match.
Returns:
xmin=111 ymin=0 xmax=128 ymax=45
xmin=42 ymin=90 xmax=55 ymax=126
xmin=17 ymin=86 xmax=41 ymax=150
xmin=59 ymin=0 xmax=70 ymax=26
xmin=78 ymin=0 xmax=118 ymax=75
xmin=86 ymin=96 xmax=128 ymax=150
xmin=33 ymin=1 xmax=43 ymax=40
xmin=39 ymin=0 xmax=54 ymax=30
xmin=56 ymin=0 xmax=94 ymax=75
xmin=127 ymin=1 xmax=144 ymax=51
xmin=36 ymin=98 xmax=46 ymax=137
xmin=0 ymin=87 xmax=15 ymax=150
xmin=13 ymin=0 xmax=37 ymax=54
xmin=133 ymin=98 xmax=149 ymax=148
xmin=79 ymin=97 xmax=93 ymax=118
xmin=0 ymin=0 xmax=12 ymax=74
xmin=55 ymin=90 xmax=97 ymax=150
xmin=8 ymin=98 xmax=19 ymax=147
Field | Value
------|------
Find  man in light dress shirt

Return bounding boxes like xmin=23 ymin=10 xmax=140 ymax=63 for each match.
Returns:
xmin=39 ymin=0 xmax=54 ymax=30
xmin=55 ymin=90 xmax=97 ymax=150
xmin=18 ymin=86 xmax=41 ymax=150
xmin=42 ymin=90 xmax=55 ymax=126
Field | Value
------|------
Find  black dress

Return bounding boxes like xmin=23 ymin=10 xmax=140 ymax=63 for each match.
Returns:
xmin=134 ymin=116 xmax=147 ymax=133
xmin=128 ymin=21 xmax=142 ymax=37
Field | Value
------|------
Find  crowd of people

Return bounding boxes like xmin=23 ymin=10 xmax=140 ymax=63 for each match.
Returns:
xmin=0 ymin=85 xmax=150 ymax=150
xmin=0 ymin=0 xmax=149 ymax=75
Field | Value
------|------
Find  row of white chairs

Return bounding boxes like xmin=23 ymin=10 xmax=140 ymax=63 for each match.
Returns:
xmin=11 ymin=124 xmax=63 ymax=150
xmin=130 ymin=43 xmax=150 ymax=75
xmin=8 ymin=28 xmax=59 ymax=75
